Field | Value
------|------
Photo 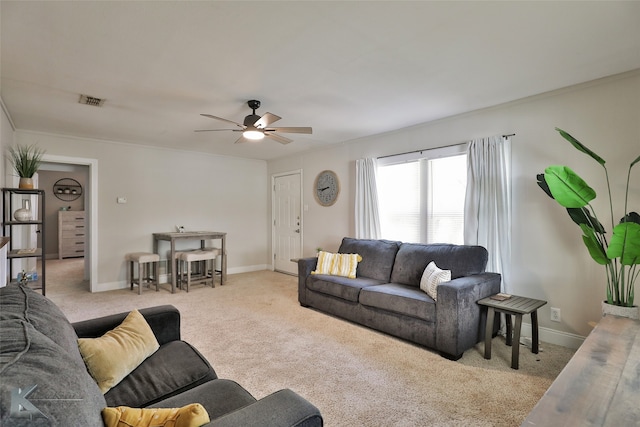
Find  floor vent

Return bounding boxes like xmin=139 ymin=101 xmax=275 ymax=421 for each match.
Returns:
xmin=79 ymin=94 xmax=105 ymax=107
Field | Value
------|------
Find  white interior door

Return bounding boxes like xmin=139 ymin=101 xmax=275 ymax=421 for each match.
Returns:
xmin=273 ymin=172 xmax=302 ymax=275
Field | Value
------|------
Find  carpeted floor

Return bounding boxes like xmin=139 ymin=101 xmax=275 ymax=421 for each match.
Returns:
xmin=46 ymin=262 xmax=575 ymax=426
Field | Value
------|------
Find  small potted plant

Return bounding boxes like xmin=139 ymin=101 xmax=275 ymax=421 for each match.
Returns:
xmin=537 ymin=128 xmax=640 ymax=318
xmin=7 ymin=144 xmax=45 ymax=189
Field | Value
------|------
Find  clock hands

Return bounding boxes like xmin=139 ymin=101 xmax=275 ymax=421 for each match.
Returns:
xmin=319 ymin=186 xmax=330 ymax=192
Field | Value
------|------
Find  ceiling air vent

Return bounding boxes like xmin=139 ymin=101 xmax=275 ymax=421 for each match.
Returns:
xmin=79 ymin=94 xmax=105 ymax=107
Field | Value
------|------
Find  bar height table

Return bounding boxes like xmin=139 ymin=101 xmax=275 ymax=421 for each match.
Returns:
xmin=153 ymin=231 xmax=226 ymax=293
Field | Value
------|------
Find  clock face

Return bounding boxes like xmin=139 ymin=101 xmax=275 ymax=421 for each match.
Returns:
xmin=314 ymin=170 xmax=340 ymax=206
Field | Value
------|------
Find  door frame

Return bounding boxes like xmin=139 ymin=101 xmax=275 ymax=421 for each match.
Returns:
xmin=41 ymin=154 xmax=98 ymax=292
xmin=271 ymin=169 xmax=303 ymax=272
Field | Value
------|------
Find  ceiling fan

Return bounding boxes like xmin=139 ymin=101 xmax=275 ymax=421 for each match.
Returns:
xmin=196 ymin=100 xmax=312 ymax=144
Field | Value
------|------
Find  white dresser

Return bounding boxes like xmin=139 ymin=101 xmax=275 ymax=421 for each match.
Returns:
xmin=58 ymin=211 xmax=86 ymax=259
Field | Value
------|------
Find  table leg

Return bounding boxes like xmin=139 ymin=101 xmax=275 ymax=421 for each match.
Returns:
xmin=505 ymin=314 xmax=513 ymax=346
xmin=221 ymin=235 xmax=226 ymax=285
xmin=170 ymin=240 xmax=176 ymax=293
xmin=512 ymin=314 xmax=523 ymax=369
xmin=484 ymin=307 xmax=495 ymax=360
xmin=531 ymin=310 xmax=540 ymax=354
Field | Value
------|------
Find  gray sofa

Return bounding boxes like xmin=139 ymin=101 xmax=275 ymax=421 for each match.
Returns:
xmin=298 ymin=238 xmax=501 ymax=360
xmin=0 ymin=284 xmax=322 ymax=427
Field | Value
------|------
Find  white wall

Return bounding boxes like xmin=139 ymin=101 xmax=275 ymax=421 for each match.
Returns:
xmin=15 ymin=131 xmax=269 ymax=289
xmin=1 ymin=102 xmax=15 ymax=182
xmin=268 ymin=70 xmax=640 ymax=346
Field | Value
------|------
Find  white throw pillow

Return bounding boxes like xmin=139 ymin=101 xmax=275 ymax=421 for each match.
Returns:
xmin=420 ymin=261 xmax=451 ymax=301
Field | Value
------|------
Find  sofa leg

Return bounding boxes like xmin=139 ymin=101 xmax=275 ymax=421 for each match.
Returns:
xmin=299 ymin=302 xmax=310 ymax=308
xmin=440 ymin=351 xmax=463 ymax=361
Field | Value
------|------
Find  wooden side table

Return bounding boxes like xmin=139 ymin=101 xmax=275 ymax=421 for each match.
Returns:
xmin=478 ymin=295 xmax=547 ymax=369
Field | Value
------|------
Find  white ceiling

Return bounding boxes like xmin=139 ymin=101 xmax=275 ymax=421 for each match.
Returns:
xmin=2 ymin=1 xmax=639 ymax=161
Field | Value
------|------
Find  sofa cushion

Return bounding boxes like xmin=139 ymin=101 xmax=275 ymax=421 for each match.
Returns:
xmin=390 ymin=243 xmax=488 ymax=286
xmin=102 ymin=403 xmax=210 ymax=427
xmin=359 ymin=284 xmax=436 ymax=322
xmin=78 ymin=310 xmax=160 ymax=394
xmin=105 ymin=340 xmax=217 ymax=408
xmin=150 ymin=379 xmax=257 ymax=421
xmin=0 ymin=319 xmax=106 ymax=426
xmin=338 ymin=237 xmax=401 ymax=282
xmin=307 ymin=275 xmax=386 ymax=302
xmin=0 ymin=284 xmax=83 ymax=362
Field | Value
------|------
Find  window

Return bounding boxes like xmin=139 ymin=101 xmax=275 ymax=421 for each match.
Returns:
xmin=377 ymin=145 xmax=467 ymax=244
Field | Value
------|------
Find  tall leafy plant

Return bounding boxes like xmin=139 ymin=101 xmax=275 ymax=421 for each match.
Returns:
xmin=8 ymin=144 xmax=45 ymax=178
xmin=537 ymin=128 xmax=640 ymax=307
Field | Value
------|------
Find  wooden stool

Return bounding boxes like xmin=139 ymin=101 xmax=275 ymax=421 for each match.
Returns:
xmin=203 ymin=246 xmax=223 ymax=284
xmin=125 ymin=252 xmax=160 ymax=294
xmin=178 ymin=249 xmax=219 ymax=292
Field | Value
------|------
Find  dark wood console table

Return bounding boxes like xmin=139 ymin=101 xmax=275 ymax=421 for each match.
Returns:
xmin=153 ymin=231 xmax=226 ymax=293
xmin=522 ymin=314 xmax=640 ymax=426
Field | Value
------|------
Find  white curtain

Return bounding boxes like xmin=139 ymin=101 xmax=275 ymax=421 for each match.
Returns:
xmin=464 ymin=136 xmax=512 ymax=292
xmin=355 ymin=158 xmax=381 ymax=239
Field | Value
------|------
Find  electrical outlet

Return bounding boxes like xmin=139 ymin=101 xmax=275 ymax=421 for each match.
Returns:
xmin=550 ymin=307 xmax=561 ymax=322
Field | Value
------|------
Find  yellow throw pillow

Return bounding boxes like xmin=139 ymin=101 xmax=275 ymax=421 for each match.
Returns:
xmin=78 ymin=310 xmax=160 ymax=393
xmin=102 ymin=404 xmax=210 ymax=427
xmin=312 ymin=251 xmax=362 ymax=279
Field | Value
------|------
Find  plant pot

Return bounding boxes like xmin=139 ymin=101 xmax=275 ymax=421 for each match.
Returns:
xmin=18 ymin=177 xmax=34 ymax=189
xmin=601 ymin=301 xmax=640 ymax=320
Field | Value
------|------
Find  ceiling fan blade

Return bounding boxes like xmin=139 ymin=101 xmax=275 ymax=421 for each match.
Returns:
xmin=200 ymin=114 xmax=245 ymax=128
xmin=194 ymin=129 xmax=240 ymax=132
xmin=265 ymin=132 xmax=293 ymax=145
xmin=254 ymin=112 xmax=281 ymax=129
xmin=266 ymin=127 xmax=312 ymax=134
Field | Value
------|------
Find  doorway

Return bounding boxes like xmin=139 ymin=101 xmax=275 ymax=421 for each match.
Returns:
xmin=39 ymin=154 xmax=98 ymax=292
xmin=38 ymin=166 xmax=89 ymax=290
xmin=272 ymin=171 xmax=302 ymax=275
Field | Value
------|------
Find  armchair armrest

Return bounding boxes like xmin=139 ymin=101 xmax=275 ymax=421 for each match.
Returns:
xmin=436 ymin=272 xmax=501 ymax=359
xmin=72 ymin=305 xmax=181 ymax=345
xmin=206 ymin=389 xmax=323 ymax=427
xmin=297 ymin=257 xmax=318 ymax=306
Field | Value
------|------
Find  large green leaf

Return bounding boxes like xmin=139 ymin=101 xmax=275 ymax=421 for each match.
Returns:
xmin=568 ymin=207 xmax=605 ymax=233
xmin=621 ymin=211 xmax=640 ymax=225
xmin=555 ymin=128 xmax=606 ymax=166
xmin=544 ymin=165 xmax=596 ymax=208
xmin=536 ymin=173 xmax=554 ymax=199
xmin=607 ymin=222 xmax=640 ymax=265
xmin=580 ymin=224 xmax=609 ymax=265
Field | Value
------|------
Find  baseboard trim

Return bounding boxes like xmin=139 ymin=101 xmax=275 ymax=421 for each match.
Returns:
xmin=91 ymin=264 xmax=269 ymax=292
xmin=520 ymin=322 xmax=585 ymax=350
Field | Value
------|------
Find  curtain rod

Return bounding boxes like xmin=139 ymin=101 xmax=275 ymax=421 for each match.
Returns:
xmin=377 ymin=133 xmax=515 ymax=159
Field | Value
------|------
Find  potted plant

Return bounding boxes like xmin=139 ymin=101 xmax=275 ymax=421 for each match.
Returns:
xmin=7 ymin=144 xmax=45 ymax=189
xmin=537 ymin=128 xmax=640 ymax=318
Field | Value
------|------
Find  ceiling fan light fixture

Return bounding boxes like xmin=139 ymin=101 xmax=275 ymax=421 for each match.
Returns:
xmin=243 ymin=129 xmax=264 ymax=140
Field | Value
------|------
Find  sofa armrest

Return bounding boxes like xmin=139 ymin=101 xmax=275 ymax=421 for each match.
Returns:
xmin=206 ymin=389 xmax=323 ymax=427
xmin=297 ymin=257 xmax=318 ymax=306
xmin=72 ymin=305 xmax=181 ymax=345
xmin=435 ymin=272 xmax=501 ymax=359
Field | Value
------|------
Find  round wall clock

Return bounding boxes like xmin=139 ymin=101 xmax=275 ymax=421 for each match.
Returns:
xmin=314 ymin=170 xmax=340 ymax=206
